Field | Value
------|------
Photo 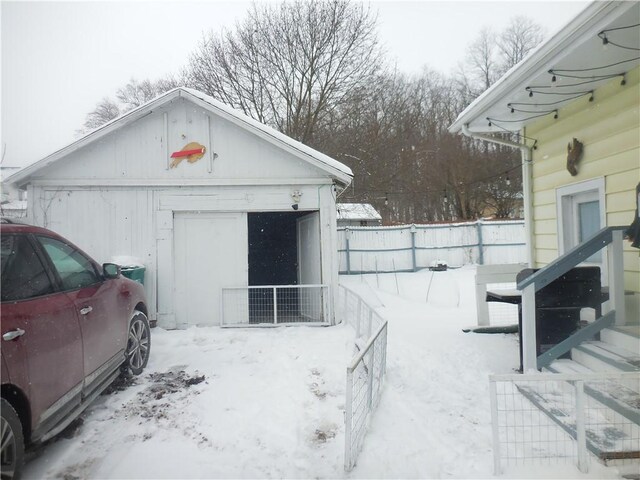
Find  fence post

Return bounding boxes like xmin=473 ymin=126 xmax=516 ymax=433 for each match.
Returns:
xmin=273 ymin=287 xmax=278 ymax=324
xmin=476 ymin=219 xmax=485 ymax=265
xmin=489 ymin=378 xmax=501 ymax=475
xmin=343 ymin=287 xmax=349 ymax=324
xmin=382 ymin=324 xmax=388 ymax=375
xmin=344 ymin=367 xmax=354 ymax=471
xmin=345 ymin=228 xmax=352 ymax=275
xmin=575 ymin=380 xmax=588 ymax=473
xmin=367 ymin=347 xmax=375 ymax=408
xmin=410 ymin=224 xmax=418 ymax=271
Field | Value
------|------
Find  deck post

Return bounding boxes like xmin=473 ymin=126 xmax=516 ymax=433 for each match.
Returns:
xmin=521 ymin=283 xmax=538 ymax=372
xmin=608 ymin=229 xmax=625 ymax=326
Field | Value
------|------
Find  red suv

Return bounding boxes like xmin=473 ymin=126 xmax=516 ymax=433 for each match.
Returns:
xmin=1 ymin=219 xmax=151 ymax=478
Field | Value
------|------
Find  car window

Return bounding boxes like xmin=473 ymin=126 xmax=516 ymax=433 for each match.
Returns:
xmin=1 ymin=235 xmax=55 ymax=302
xmin=37 ymin=236 xmax=101 ymax=291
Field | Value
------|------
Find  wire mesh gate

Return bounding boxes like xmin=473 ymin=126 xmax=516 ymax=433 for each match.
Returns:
xmin=490 ymin=372 xmax=640 ymax=474
xmin=221 ymin=284 xmax=329 ymax=325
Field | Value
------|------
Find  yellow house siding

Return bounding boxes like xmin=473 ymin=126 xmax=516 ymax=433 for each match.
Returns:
xmin=525 ymin=65 xmax=640 ymax=296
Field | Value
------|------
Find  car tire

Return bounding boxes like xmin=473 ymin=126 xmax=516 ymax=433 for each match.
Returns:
xmin=124 ymin=310 xmax=150 ymax=375
xmin=1 ymin=398 xmax=24 ymax=480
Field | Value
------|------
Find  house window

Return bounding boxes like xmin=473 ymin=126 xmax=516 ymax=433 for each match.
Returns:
xmin=556 ymin=177 xmax=606 ymax=264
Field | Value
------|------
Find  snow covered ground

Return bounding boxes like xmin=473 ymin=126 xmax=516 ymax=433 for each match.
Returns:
xmin=21 ymin=266 xmax=622 ymax=479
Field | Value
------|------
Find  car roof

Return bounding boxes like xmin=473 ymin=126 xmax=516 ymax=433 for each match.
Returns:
xmin=0 ymin=218 xmax=59 ymax=236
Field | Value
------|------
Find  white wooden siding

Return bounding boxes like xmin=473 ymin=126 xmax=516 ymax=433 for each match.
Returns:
xmin=527 ymin=66 xmax=640 ymax=297
xmin=29 ymin=183 xmax=338 ymax=328
xmin=29 ymin=99 xmax=328 ymax=184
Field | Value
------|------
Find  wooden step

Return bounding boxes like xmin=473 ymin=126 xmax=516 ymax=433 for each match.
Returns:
xmin=572 ymin=341 xmax=639 ymax=376
xmin=546 ymin=360 xmax=640 ymax=425
xmin=516 ymin=382 xmax=640 ymax=465
xmin=601 ymin=326 xmax=640 ymax=354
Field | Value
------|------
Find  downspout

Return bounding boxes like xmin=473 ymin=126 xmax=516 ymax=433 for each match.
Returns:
xmin=461 ymin=124 xmax=534 ymax=267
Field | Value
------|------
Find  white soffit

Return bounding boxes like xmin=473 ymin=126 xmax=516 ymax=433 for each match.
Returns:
xmin=449 ymin=1 xmax=640 ymax=136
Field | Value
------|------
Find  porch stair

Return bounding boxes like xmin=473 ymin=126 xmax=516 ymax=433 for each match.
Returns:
xmin=536 ymin=324 xmax=640 ymax=471
xmin=515 ymin=382 xmax=639 ymax=464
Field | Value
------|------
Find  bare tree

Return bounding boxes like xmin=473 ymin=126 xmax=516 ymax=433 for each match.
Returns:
xmin=80 ymin=75 xmax=181 ymax=133
xmin=185 ymin=0 xmax=382 ymax=144
xmin=458 ymin=17 xmax=544 ymax=101
xmin=467 ymin=27 xmax=498 ymax=91
xmin=82 ymin=97 xmax=121 ymax=132
xmin=497 ymin=16 xmax=545 ymax=72
xmin=116 ymin=76 xmax=180 ymax=110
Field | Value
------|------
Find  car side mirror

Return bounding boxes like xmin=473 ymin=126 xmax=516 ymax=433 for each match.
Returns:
xmin=103 ymin=263 xmax=121 ymax=279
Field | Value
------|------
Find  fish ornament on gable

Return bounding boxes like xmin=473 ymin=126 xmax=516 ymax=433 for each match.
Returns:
xmin=170 ymin=142 xmax=206 ymax=169
xmin=566 ymin=138 xmax=583 ymax=176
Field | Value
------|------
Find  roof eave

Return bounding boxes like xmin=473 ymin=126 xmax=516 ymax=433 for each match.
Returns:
xmin=449 ymin=1 xmax=626 ymax=134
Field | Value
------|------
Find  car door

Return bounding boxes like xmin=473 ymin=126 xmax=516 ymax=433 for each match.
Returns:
xmin=36 ymin=235 xmax=127 ymax=395
xmin=1 ymin=234 xmax=84 ymax=431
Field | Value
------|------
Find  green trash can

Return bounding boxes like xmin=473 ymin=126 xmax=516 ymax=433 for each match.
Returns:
xmin=120 ymin=266 xmax=146 ymax=285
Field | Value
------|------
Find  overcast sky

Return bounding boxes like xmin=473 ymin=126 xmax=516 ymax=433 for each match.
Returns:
xmin=1 ymin=0 xmax=588 ymax=170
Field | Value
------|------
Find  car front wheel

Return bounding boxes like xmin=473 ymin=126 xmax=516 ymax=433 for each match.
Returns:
xmin=124 ymin=310 xmax=150 ymax=375
xmin=1 ymin=398 xmax=24 ymax=480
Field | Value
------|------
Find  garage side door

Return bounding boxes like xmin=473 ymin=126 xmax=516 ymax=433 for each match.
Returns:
xmin=174 ymin=212 xmax=248 ymax=327
xmin=296 ymin=211 xmax=323 ymax=322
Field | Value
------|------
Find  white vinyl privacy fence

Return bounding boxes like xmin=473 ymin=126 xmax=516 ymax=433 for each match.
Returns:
xmin=338 ymin=284 xmax=388 ymax=471
xmin=338 ymin=219 xmax=525 ymax=274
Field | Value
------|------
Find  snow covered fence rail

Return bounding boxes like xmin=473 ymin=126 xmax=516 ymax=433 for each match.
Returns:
xmin=338 ymin=219 xmax=525 ymax=274
xmin=490 ymin=372 xmax=640 ymax=475
xmin=338 ymin=284 xmax=388 ymax=471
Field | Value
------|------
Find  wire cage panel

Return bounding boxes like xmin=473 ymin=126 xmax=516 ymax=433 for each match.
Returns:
xmin=490 ymin=372 xmax=640 ymax=474
xmin=221 ymin=285 xmax=329 ymax=325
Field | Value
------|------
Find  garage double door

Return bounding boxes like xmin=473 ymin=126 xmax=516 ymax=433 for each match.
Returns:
xmin=173 ymin=211 xmax=322 ymax=327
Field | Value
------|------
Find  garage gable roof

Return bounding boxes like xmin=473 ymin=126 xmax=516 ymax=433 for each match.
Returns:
xmin=449 ymin=1 xmax=639 ymax=137
xmin=8 ymin=87 xmax=353 ymax=187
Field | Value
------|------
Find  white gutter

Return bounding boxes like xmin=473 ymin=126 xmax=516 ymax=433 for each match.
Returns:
xmin=461 ymin=124 xmax=535 ymax=268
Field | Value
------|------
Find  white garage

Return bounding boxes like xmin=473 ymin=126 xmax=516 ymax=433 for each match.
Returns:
xmin=8 ymin=88 xmax=352 ymax=329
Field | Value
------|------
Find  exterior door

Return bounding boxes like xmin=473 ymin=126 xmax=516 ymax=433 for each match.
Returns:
xmin=296 ymin=211 xmax=323 ymax=321
xmin=558 ymin=181 xmax=605 ymax=263
xmin=174 ymin=212 xmax=248 ymax=327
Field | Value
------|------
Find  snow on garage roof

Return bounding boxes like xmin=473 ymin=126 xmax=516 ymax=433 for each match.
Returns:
xmin=337 ymin=203 xmax=382 ymax=221
xmin=7 ymin=87 xmax=353 ymax=188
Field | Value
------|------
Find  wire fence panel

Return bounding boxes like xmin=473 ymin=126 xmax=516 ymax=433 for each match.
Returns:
xmin=490 ymin=372 xmax=640 ymax=474
xmin=338 ymin=284 xmax=388 ymax=471
xmin=221 ymin=285 xmax=329 ymax=325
